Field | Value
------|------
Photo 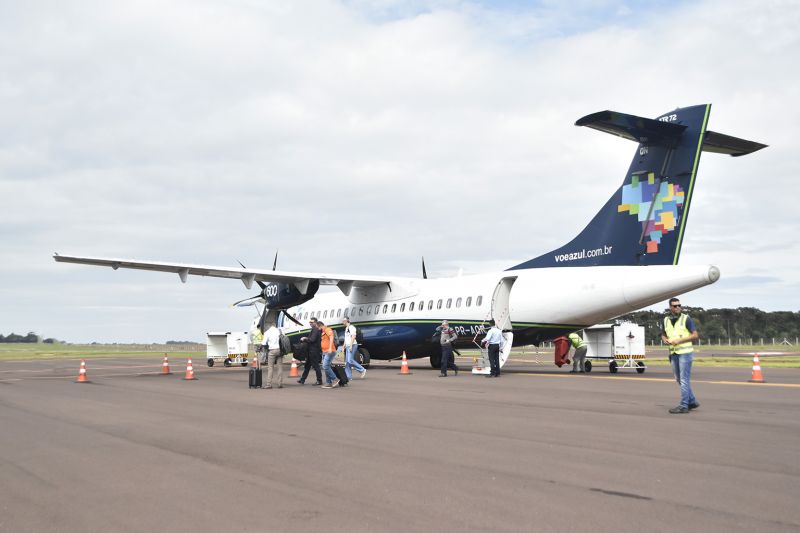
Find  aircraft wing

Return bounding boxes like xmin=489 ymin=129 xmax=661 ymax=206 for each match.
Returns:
xmin=52 ymin=253 xmax=395 ymax=290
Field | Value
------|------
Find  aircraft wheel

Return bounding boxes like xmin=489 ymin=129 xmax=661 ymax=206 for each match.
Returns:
xmin=429 ymin=353 xmax=442 ymax=369
xmin=636 ymin=361 xmax=646 ymax=374
xmin=207 ymin=359 xmax=214 ymax=367
xmin=609 ymin=360 xmax=618 ymax=373
xmin=584 ymin=360 xmax=592 ymax=373
xmin=223 ymin=358 xmax=232 ymax=367
xmin=357 ymin=348 xmax=371 ymax=369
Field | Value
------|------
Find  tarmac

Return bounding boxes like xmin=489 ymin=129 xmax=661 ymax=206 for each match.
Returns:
xmin=1 ymin=356 xmax=799 ymax=532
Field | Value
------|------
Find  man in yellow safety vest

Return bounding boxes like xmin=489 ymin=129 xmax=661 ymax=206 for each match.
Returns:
xmin=568 ymin=331 xmax=588 ymax=373
xmin=660 ymin=297 xmax=700 ymax=414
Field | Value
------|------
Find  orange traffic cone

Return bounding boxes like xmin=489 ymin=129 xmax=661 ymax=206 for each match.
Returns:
xmin=749 ymin=352 xmax=765 ymax=383
xmin=399 ymin=351 xmax=411 ymax=375
xmin=289 ymin=359 xmax=299 ymax=378
xmin=161 ymin=354 xmax=172 ymax=375
xmin=183 ymin=358 xmax=197 ymax=381
xmin=75 ymin=359 xmax=90 ymax=383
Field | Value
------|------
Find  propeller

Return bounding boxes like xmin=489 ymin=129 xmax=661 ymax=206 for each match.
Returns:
xmin=422 ymin=256 xmax=428 ymax=279
xmin=236 ymin=254 xmax=305 ymax=329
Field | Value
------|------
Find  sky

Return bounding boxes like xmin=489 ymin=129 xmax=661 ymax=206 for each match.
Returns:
xmin=1 ymin=0 xmax=798 ymax=343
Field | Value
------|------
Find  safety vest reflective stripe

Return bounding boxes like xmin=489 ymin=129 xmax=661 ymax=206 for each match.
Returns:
xmin=568 ymin=333 xmax=587 ymax=349
xmin=664 ymin=314 xmax=693 ymax=355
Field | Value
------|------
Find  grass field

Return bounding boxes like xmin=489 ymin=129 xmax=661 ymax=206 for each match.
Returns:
xmin=1 ymin=343 xmax=798 ymax=368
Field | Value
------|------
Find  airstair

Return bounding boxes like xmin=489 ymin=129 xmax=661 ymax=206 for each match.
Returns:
xmin=472 ymin=277 xmax=516 ymax=375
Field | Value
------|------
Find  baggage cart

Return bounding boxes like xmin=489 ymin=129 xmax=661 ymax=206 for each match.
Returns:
xmin=206 ymin=332 xmax=251 ymax=367
xmin=583 ymin=322 xmax=647 ymax=373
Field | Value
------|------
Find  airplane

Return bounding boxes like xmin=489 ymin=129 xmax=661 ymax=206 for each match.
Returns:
xmin=54 ymin=104 xmax=765 ymax=370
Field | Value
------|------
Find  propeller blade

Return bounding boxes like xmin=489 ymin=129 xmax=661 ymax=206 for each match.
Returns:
xmin=231 ymin=295 xmax=264 ymax=307
xmin=272 ymin=250 xmax=279 ymax=271
xmin=422 ymin=256 xmax=428 ymax=279
xmin=281 ymin=309 xmax=304 ymax=327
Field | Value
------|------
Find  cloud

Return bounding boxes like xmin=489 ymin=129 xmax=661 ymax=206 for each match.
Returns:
xmin=1 ymin=0 xmax=798 ymax=342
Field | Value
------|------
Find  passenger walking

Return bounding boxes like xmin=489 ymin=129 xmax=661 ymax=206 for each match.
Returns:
xmin=436 ymin=320 xmax=459 ymax=377
xmin=319 ymin=320 xmax=340 ymax=389
xmin=342 ymin=317 xmax=366 ymax=380
xmin=661 ymin=298 xmax=700 ymax=414
xmin=263 ymin=322 xmax=283 ymax=389
xmin=482 ymin=321 xmax=505 ymax=378
xmin=299 ymin=318 xmax=323 ymax=386
xmin=568 ymin=331 xmax=588 ymax=373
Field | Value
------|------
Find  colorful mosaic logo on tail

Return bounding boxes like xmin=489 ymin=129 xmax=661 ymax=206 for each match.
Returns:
xmin=617 ymin=172 xmax=685 ymax=254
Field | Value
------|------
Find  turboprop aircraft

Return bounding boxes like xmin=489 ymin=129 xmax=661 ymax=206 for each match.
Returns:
xmin=54 ymin=104 xmax=765 ymax=369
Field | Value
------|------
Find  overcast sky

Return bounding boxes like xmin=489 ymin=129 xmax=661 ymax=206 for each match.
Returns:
xmin=1 ymin=0 xmax=797 ymax=343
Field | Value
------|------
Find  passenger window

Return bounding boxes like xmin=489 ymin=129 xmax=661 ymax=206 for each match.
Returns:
xmin=367 ymin=305 xmax=372 ymax=315
xmin=359 ymin=306 xmax=364 ymax=316
xmin=477 ymin=296 xmax=483 ymax=306
xmin=409 ymin=302 xmax=414 ymax=311
xmin=446 ymin=298 xmax=452 ymax=309
xmin=456 ymin=297 xmax=462 ymax=308
xmin=337 ymin=309 xmax=341 ymax=318
xmin=419 ymin=301 xmax=424 ymax=311
xmin=391 ymin=304 xmax=396 ymax=313
xmin=400 ymin=303 xmax=405 ymax=312
xmin=466 ymin=297 xmax=472 ymax=307
xmin=303 ymin=312 xmax=308 ymax=320
xmin=352 ymin=307 xmax=357 ymax=317
xmin=383 ymin=304 xmax=388 ymax=314
xmin=437 ymin=299 xmax=442 ymax=309
xmin=428 ymin=300 xmax=433 ymax=310
xmin=330 ymin=309 xmax=334 ymax=318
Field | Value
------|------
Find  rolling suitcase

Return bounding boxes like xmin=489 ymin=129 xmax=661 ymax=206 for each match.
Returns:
xmin=331 ymin=364 xmax=349 ymax=387
xmin=249 ymin=366 xmax=262 ymax=388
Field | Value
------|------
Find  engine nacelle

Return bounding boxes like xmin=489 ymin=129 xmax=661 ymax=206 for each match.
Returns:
xmin=263 ymin=280 xmax=319 ymax=309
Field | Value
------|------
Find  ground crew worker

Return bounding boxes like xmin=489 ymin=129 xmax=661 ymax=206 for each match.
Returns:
xmin=250 ymin=320 xmax=265 ymax=364
xmin=568 ymin=331 xmax=588 ymax=373
xmin=660 ymin=297 xmax=700 ymax=414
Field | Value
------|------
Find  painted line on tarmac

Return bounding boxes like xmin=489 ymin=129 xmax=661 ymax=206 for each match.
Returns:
xmin=518 ymin=372 xmax=800 ymax=388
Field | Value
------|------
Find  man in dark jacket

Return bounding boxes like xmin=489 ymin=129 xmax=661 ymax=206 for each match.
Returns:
xmin=298 ymin=318 xmax=323 ymax=385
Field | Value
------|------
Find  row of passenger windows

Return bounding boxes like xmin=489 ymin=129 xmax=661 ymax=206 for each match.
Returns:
xmin=294 ymin=296 xmax=484 ymax=322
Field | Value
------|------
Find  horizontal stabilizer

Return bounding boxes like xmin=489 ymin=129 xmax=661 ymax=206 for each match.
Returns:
xmin=575 ymin=110 xmax=686 ymax=144
xmin=702 ymin=130 xmax=767 ymax=157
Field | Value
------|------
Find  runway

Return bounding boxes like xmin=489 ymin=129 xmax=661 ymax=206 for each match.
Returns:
xmin=1 ymin=357 xmax=798 ymax=532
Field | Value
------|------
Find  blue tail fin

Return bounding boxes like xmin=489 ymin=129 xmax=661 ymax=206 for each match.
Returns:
xmin=509 ymin=104 xmax=765 ymax=270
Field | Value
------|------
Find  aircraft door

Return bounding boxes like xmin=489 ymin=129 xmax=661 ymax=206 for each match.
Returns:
xmin=490 ymin=276 xmax=517 ymax=330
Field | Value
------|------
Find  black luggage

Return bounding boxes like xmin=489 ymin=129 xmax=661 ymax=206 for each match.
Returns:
xmin=249 ymin=366 xmax=262 ymax=388
xmin=331 ymin=364 xmax=349 ymax=387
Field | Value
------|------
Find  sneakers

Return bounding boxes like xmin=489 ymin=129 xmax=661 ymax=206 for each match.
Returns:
xmin=322 ymin=383 xmax=333 ymax=389
xmin=312 ymin=381 xmax=322 ymax=386
xmin=359 ymin=369 xmax=367 ymax=379
xmin=264 ymin=385 xmax=273 ymax=389
xmin=297 ymin=379 xmax=305 ymax=385
xmin=332 ymin=379 xmax=340 ymax=388
xmin=688 ymin=402 xmax=700 ymax=410
xmin=669 ymin=406 xmax=689 ymax=414
xmin=439 ymin=374 xmax=447 ymax=377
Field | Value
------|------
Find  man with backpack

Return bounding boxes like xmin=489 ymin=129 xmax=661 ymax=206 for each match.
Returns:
xmin=319 ymin=320 xmax=340 ymax=389
xmin=342 ymin=317 xmax=366 ymax=380
xmin=262 ymin=322 xmax=283 ymax=389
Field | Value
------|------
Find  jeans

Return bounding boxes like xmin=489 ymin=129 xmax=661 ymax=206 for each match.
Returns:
xmin=440 ymin=344 xmax=458 ymax=375
xmin=572 ymin=346 xmax=587 ymax=372
xmin=322 ymin=351 xmax=337 ymax=384
xmin=670 ymin=352 xmax=697 ymax=408
xmin=345 ymin=343 xmax=365 ymax=379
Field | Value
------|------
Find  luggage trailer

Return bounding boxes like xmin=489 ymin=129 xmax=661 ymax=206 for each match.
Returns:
xmin=582 ymin=322 xmax=647 ymax=374
xmin=206 ymin=331 xmax=251 ymax=367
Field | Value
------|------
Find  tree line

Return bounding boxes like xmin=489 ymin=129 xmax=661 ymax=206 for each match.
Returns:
xmin=618 ymin=307 xmax=800 ymax=345
xmin=0 ymin=332 xmax=60 ymax=343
